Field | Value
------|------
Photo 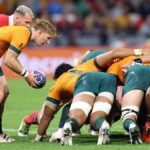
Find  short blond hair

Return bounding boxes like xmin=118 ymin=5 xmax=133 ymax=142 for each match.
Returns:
xmin=31 ymin=19 xmax=57 ymax=37
xmin=15 ymin=5 xmax=34 ymax=19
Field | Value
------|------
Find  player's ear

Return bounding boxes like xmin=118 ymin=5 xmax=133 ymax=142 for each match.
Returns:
xmin=14 ymin=16 xmax=19 ymax=23
xmin=38 ymin=30 xmax=42 ymax=35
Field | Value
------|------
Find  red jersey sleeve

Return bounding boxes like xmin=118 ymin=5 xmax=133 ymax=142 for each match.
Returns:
xmin=0 ymin=14 xmax=9 ymax=27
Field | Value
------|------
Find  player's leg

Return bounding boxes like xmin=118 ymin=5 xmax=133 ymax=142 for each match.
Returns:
xmin=90 ymin=74 xmax=117 ymax=145
xmin=62 ymin=92 xmax=95 ymax=145
xmin=121 ymin=90 xmax=144 ymax=144
xmin=62 ymin=72 xmax=101 ymax=145
xmin=50 ymin=103 xmax=71 ymax=142
xmin=90 ymin=96 xmax=113 ymax=145
xmin=18 ymin=112 xmax=39 ymax=137
xmin=122 ymin=65 xmax=150 ymax=144
xmin=142 ymin=87 xmax=150 ymax=142
xmin=0 ymin=67 xmax=14 ymax=143
xmin=62 ymin=72 xmax=117 ymax=145
xmin=144 ymin=87 xmax=150 ymax=120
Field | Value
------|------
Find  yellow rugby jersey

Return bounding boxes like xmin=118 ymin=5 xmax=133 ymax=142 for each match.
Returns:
xmin=0 ymin=26 xmax=31 ymax=57
xmin=47 ymin=59 xmax=102 ymax=104
xmin=107 ymin=56 xmax=137 ymax=84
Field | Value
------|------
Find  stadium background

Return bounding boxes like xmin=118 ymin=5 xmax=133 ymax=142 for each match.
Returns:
xmin=1 ymin=0 xmax=150 ymax=78
xmin=1 ymin=0 xmax=150 ymax=149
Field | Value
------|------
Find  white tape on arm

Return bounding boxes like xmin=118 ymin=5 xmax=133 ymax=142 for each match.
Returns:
xmin=133 ymin=49 xmax=143 ymax=56
xmin=21 ymin=69 xmax=29 ymax=78
xmin=70 ymin=101 xmax=92 ymax=116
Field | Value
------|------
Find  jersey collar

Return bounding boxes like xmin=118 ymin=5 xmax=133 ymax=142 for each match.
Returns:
xmin=9 ymin=15 xmax=14 ymax=26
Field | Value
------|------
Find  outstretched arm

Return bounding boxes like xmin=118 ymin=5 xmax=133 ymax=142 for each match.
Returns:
xmin=35 ymin=100 xmax=61 ymax=141
xmin=95 ymin=48 xmax=150 ymax=67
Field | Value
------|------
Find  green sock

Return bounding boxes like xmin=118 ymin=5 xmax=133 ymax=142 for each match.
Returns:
xmin=58 ymin=103 xmax=70 ymax=128
xmin=93 ymin=117 xmax=104 ymax=131
xmin=123 ymin=119 xmax=134 ymax=132
xmin=67 ymin=118 xmax=79 ymax=133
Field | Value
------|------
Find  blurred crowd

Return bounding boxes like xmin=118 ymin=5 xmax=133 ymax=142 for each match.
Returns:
xmin=1 ymin=0 xmax=150 ymax=47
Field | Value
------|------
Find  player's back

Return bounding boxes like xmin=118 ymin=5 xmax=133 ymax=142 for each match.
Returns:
xmin=107 ymin=56 xmax=136 ymax=83
xmin=0 ymin=26 xmax=29 ymax=42
xmin=0 ymin=26 xmax=31 ymax=57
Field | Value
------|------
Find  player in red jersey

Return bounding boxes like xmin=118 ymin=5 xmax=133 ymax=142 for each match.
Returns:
xmin=0 ymin=5 xmax=34 ymax=143
xmin=0 ymin=5 xmax=34 ymax=27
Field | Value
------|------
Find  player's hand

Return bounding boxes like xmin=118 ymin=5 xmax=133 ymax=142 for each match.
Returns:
xmin=25 ymin=72 xmax=39 ymax=88
xmin=121 ymin=61 xmax=133 ymax=74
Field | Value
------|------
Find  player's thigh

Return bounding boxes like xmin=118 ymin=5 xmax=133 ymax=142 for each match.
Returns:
xmin=123 ymin=65 xmax=150 ymax=95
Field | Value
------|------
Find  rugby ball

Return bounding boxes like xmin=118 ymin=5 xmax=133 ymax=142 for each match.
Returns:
xmin=33 ymin=70 xmax=46 ymax=88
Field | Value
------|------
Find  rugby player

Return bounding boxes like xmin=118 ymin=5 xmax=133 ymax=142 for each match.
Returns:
xmin=32 ymin=48 xmax=150 ymax=143
xmin=0 ymin=5 xmax=34 ymax=143
xmin=0 ymin=5 xmax=34 ymax=27
xmin=106 ymin=56 xmax=150 ymax=144
xmin=18 ymin=48 xmax=150 ymax=144
xmin=0 ymin=18 xmax=57 ymax=143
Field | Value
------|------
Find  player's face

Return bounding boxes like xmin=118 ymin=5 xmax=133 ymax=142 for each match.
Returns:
xmin=35 ymin=31 xmax=52 ymax=46
xmin=16 ymin=14 xmax=33 ymax=27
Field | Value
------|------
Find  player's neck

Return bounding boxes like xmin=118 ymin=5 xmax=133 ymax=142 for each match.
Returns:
xmin=30 ymin=28 xmax=38 ymax=41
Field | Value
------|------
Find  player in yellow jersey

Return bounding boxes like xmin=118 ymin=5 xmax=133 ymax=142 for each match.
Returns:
xmin=0 ymin=6 xmax=35 ymax=143
xmin=106 ymin=56 xmax=150 ymax=144
xmin=0 ymin=18 xmax=57 ymax=143
xmin=32 ymin=48 xmax=150 ymax=142
xmin=18 ymin=48 xmax=150 ymax=144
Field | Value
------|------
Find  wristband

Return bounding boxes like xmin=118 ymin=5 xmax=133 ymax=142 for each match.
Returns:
xmin=21 ymin=69 xmax=29 ymax=78
xmin=133 ymin=49 xmax=143 ymax=56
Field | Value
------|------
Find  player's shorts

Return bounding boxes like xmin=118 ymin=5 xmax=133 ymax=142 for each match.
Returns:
xmin=74 ymin=72 xmax=117 ymax=96
xmin=123 ymin=64 xmax=150 ymax=95
xmin=0 ymin=66 xmax=3 ymax=76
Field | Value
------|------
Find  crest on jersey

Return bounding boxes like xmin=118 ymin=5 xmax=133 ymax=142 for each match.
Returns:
xmin=19 ymin=43 xmax=24 ymax=49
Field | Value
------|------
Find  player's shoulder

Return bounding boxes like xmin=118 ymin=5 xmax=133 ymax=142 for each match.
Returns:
xmin=15 ymin=26 xmax=30 ymax=32
xmin=0 ymin=14 xmax=8 ymax=18
xmin=12 ymin=26 xmax=31 ymax=36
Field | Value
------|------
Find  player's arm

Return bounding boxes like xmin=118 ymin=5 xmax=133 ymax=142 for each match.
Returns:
xmin=35 ymin=97 xmax=61 ymax=141
xmin=95 ymin=48 xmax=150 ymax=68
xmin=4 ymin=49 xmax=39 ymax=88
xmin=4 ymin=49 xmax=25 ymax=74
xmin=140 ymin=54 xmax=150 ymax=63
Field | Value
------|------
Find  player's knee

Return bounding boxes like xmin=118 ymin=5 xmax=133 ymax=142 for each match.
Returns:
xmin=146 ymin=87 xmax=150 ymax=96
xmin=70 ymin=101 xmax=92 ymax=118
xmin=91 ymin=101 xmax=112 ymax=116
xmin=121 ymin=106 xmax=139 ymax=122
xmin=98 ymin=92 xmax=114 ymax=103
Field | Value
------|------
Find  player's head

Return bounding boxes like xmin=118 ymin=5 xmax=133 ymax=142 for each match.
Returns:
xmin=31 ymin=19 xmax=57 ymax=46
xmin=53 ymin=63 xmax=73 ymax=80
xmin=14 ymin=5 xmax=34 ymax=27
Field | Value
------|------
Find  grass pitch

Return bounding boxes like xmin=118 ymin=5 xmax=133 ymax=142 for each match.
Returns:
xmin=1 ymin=79 xmax=150 ymax=150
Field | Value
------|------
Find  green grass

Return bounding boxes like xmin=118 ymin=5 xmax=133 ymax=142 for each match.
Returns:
xmin=1 ymin=79 xmax=150 ymax=150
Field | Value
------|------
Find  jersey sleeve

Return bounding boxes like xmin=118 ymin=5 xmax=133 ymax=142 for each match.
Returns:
xmin=9 ymin=28 xmax=31 ymax=54
xmin=46 ymin=82 xmax=62 ymax=105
